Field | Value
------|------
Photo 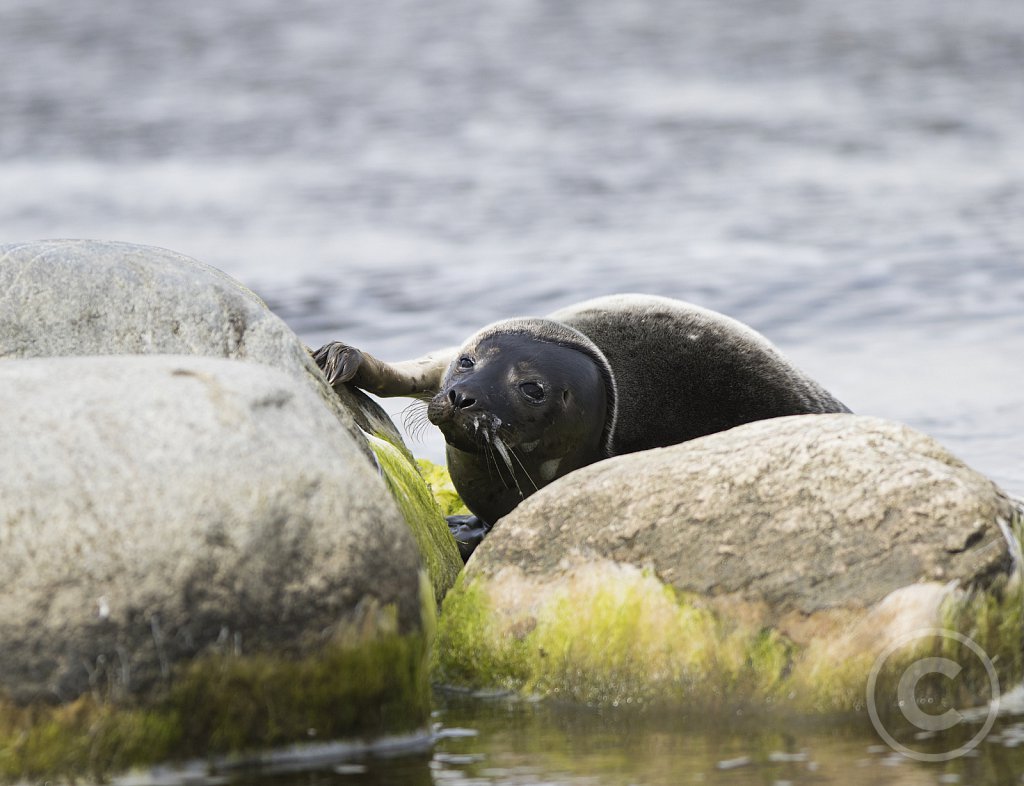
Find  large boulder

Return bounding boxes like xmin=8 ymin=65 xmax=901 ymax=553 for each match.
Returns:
xmin=0 ymin=239 xmax=296 ymax=362
xmin=434 ymin=415 xmax=1024 ymax=717
xmin=0 ymin=239 xmax=461 ymax=602
xmin=0 ymin=356 xmax=432 ymax=778
xmin=1 ymin=239 xmax=367 ymax=452
xmin=0 ymin=240 xmax=462 ymax=781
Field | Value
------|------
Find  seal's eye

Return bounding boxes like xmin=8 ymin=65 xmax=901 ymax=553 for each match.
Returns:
xmin=519 ymin=381 xmax=545 ymax=401
xmin=457 ymin=356 xmax=475 ymax=370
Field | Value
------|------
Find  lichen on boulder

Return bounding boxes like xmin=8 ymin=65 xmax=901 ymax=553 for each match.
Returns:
xmin=434 ymin=414 xmax=1024 ymax=716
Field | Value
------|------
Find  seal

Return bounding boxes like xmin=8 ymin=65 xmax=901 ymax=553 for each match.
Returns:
xmin=315 ymin=294 xmax=849 ymax=558
xmin=424 ymin=320 xmax=615 ymax=528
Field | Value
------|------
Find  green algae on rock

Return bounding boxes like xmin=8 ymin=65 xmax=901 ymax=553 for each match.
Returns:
xmin=433 ymin=416 xmax=1024 ymax=716
xmin=370 ymin=438 xmax=463 ymax=602
xmin=0 ymin=608 xmax=431 ymax=783
xmin=417 ymin=458 xmax=471 ymax=518
xmin=434 ymin=561 xmax=800 ymax=710
xmin=435 ymin=554 xmax=1024 ymax=717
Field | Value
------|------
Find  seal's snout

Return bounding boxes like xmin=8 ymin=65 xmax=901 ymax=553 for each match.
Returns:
xmin=427 ymin=384 xmax=483 ymax=429
xmin=447 ymin=387 xmax=477 ymax=411
xmin=428 ymin=383 xmax=499 ymax=453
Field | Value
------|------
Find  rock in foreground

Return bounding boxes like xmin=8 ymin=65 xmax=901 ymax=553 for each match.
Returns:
xmin=0 ymin=238 xmax=461 ymax=602
xmin=435 ymin=415 xmax=1023 ymax=715
xmin=0 ymin=239 xmax=363 ymax=450
xmin=0 ymin=355 xmax=432 ymax=779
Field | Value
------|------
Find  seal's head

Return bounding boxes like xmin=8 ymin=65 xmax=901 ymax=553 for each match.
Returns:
xmin=428 ymin=318 xmax=617 ymax=524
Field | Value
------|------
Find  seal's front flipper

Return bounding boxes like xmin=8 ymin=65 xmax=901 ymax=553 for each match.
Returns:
xmin=313 ymin=342 xmax=364 ymax=386
xmin=447 ymin=514 xmax=491 ymax=562
xmin=312 ymin=341 xmax=459 ymax=401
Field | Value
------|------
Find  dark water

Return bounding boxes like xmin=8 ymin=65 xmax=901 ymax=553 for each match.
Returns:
xmin=3 ymin=0 xmax=1024 ymax=782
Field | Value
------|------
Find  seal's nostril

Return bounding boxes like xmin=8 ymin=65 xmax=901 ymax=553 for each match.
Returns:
xmin=448 ymin=388 xmax=477 ymax=410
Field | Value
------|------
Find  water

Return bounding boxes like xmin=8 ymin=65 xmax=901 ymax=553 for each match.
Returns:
xmin=2 ymin=0 xmax=1024 ymax=782
xmin=158 ymin=691 xmax=1024 ymax=785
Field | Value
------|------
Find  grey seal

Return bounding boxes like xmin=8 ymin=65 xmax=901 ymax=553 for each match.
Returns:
xmin=315 ymin=295 xmax=849 ymax=558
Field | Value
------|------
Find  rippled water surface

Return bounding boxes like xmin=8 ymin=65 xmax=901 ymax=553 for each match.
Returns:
xmin=138 ymin=691 xmax=1024 ymax=785
xmin=3 ymin=0 xmax=1023 ymax=490
xmin=3 ymin=0 xmax=1024 ymax=782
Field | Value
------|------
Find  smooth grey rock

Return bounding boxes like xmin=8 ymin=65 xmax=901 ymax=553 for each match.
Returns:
xmin=0 ymin=238 xmax=406 ymax=454
xmin=478 ymin=414 xmax=1017 ymax=614
xmin=1 ymin=239 xmax=282 ymax=361
xmin=0 ymin=355 xmax=423 ymax=704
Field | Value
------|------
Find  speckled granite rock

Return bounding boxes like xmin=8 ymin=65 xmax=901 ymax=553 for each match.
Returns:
xmin=0 ymin=239 xmax=368 ymax=450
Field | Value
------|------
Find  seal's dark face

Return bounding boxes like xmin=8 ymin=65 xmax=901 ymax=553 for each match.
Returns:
xmin=427 ymin=332 xmax=608 ymax=515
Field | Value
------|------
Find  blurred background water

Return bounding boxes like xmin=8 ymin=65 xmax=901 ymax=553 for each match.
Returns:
xmin=2 ymin=0 xmax=1022 ymax=492
xmin=2 ymin=0 xmax=1023 ymax=783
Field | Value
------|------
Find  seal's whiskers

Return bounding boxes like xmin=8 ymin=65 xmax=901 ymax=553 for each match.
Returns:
xmin=492 ymin=435 xmax=526 ymax=499
xmin=504 ymin=443 xmax=540 ymax=493
xmin=401 ymin=401 xmax=432 ymax=442
xmin=480 ymin=428 xmax=507 ymax=489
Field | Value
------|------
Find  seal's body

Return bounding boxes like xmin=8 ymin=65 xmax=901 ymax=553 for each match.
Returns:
xmin=552 ymin=295 xmax=848 ymax=456
xmin=315 ymin=295 xmax=849 ymax=555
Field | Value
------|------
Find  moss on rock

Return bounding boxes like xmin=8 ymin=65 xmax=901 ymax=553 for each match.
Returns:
xmin=369 ymin=438 xmax=463 ymax=602
xmin=0 ymin=606 xmax=431 ymax=783
xmin=433 ymin=563 xmax=796 ymax=710
xmin=936 ymin=503 xmax=1024 ymax=703
xmin=431 ymin=576 xmax=531 ymax=693
xmin=417 ymin=459 xmax=470 ymax=517
xmin=434 ymin=540 xmax=1024 ymax=717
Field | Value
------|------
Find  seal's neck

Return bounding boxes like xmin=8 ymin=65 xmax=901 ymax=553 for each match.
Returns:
xmin=445 ymin=435 xmax=603 ymax=526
